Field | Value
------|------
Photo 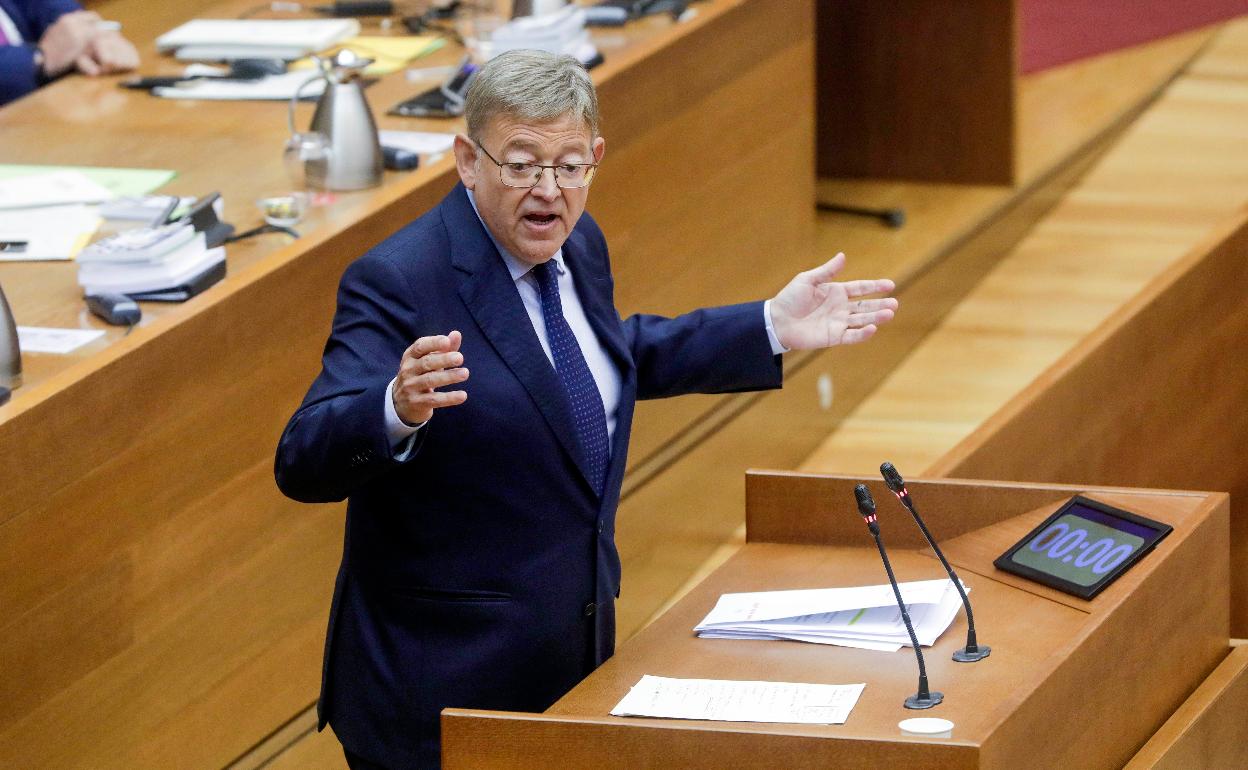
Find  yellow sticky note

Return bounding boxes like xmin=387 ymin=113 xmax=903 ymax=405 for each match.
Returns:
xmin=293 ymin=35 xmax=446 ymax=76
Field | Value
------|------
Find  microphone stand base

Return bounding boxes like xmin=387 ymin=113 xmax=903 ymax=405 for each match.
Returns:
xmin=953 ymin=645 xmax=991 ymax=662
xmin=904 ymin=691 xmax=944 ymax=710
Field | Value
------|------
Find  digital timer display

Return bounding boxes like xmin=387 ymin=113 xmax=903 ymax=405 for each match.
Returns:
xmin=994 ymin=496 xmax=1172 ymax=599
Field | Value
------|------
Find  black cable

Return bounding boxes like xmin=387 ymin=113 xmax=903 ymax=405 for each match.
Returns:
xmin=225 ymin=223 xmax=300 ymax=243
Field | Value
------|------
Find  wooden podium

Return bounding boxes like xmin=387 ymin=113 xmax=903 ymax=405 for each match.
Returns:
xmin=442 ymin=473 xmax=1229 ymax=769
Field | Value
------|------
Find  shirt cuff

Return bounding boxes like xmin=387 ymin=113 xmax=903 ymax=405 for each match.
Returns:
xmin=763 ymin=300 xmax=789 ymax=356
xmin=384 ymin=376 xmax=425 ymax=457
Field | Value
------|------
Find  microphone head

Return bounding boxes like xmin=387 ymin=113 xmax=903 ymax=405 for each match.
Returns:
xmin=880 ymin=462 xmax=906 ymax=494
xmin=854 ymin=483 xmax=876 ymax=517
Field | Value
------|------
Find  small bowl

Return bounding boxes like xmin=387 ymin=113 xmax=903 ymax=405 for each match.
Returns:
xmin=256 ymin=192 xmax=309 ymax=228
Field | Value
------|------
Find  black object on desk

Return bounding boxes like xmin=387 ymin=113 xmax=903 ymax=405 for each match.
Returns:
xmin=86 ymin=293 xmax=142 ymax=326
xmin=389 ymin=59 xmax=477 ymax=118
xmin=382 ymin=146 xmax=420 ymax=171
xmin=994 ymin=495 xmax=1173 ymax=600
xmin=0 ymin=386 xmax=9 ymax=406
xmin=168 ymin=192 xmax=235 ymax=248
xmin=314 ymin=1 xmax=394 ymax=15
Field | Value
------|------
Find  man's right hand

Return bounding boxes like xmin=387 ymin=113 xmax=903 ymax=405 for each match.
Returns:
xmin=392 ymin=331 xmax=470 ymax=426
xmin=38 ymin=11 xmax=100 ymax=77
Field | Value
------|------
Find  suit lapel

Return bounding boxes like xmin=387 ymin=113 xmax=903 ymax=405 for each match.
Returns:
xmin=561 ymin=233 xmax=632 ymax=373
xmin=444 ymin=186 xmax=599 ymax=495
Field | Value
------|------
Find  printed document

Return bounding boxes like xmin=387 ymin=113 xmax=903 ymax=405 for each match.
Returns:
xmin=695 ymin=579 xmax=965 ymax=651
xmin=611 ymin=676 xmax=864 ymax=724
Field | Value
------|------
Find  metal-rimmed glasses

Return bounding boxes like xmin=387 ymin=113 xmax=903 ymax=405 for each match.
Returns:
xmin=475 ymin=141 xmax=598 ymax=189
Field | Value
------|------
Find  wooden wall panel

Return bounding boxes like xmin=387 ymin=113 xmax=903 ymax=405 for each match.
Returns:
xmin=1126 ymin=645 xmax=1248 ymax=769
xmin=930 ymin=212 xmax=1248 ymax=635
xmin=816 ymin=0 xmax=1017 ymax=184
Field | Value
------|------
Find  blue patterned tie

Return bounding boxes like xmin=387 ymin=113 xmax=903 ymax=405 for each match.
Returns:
xmin=531 ymin=260 xmax=609 ymax=496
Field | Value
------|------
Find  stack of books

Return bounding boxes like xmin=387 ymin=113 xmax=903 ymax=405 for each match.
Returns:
xmin=77 ymin=222 xmax=225 ymax=301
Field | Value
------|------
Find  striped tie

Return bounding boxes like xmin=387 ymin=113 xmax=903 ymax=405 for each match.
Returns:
xmin=531 ymin=260 xmax=609 ymax=496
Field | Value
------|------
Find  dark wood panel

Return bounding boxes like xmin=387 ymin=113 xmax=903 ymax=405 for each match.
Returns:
xmin=816 ymin=0 xmax=1017 ymax=184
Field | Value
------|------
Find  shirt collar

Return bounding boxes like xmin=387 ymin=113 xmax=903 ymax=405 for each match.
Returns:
xmin=465 ymin=188 xmax=565 ymax=282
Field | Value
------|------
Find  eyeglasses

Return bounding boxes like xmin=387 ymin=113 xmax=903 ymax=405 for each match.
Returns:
xmin=475 ymin=141 xmax=598 ymax=189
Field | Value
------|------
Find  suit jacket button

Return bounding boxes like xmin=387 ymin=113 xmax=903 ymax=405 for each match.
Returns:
xmin=583 ymin=602 xmax=596 ymax=617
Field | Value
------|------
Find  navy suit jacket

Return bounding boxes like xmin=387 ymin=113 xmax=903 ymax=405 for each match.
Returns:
xmin=275 ymin=184 xmax=782 ymax=768
xmin=0 ymin=0 xmax=80 ymax=105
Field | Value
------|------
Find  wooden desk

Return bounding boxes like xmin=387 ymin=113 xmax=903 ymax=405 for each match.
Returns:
xmin=0 ymin=2 xmax=816 ymax=766
xmin=444 ymin=473 xmax=1230 ymax=768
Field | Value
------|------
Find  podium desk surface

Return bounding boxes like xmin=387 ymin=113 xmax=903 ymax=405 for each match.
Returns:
xmin=446 ymin=481 xmax=1229 ymax=769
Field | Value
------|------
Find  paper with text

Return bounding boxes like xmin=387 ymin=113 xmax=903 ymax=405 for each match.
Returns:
xmin=611 ymin=676 xmax=865 ymax=724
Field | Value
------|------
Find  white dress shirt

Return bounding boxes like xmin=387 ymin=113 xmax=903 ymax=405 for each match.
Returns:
xmin=384 ymin=191 xmax=787 ymax=456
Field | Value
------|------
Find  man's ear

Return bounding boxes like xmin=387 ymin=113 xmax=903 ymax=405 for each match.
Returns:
xmin=592 ymin=136 xmax=605 ymax=164
xmin=453 ymin=134 xmax=479 ymax=190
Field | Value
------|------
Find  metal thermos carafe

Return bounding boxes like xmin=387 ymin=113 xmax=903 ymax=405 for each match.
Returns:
xmin=0 ymin=281 xmax=21 ymax=390
xmin=300 ymin=51 xmax=383 ymax=191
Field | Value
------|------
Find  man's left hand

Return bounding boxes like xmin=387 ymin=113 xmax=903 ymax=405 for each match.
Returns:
xmin=769 ymin=252 xmax=897 ymax=350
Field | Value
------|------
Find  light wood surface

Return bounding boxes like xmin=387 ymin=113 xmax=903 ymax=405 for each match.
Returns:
xmin=0 ymin=1 xmax=817 ymax=767
xmin=442 ymin=475 xmax=1230 ymax=769
xmin=802 ymin=24 xmax=1248 ymax=636
xmin=1126 ymin=645 xmax=1248 ymax=769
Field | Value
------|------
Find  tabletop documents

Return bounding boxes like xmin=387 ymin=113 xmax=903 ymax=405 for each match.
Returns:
xmin=611 ymin=676 xmax=865 ymax=725
xmin=694 ymin=579 xmax=965 ymax=652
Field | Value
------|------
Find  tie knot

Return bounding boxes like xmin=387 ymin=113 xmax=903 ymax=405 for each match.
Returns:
xmin=531 ymin=259 xmax=559 ymax=297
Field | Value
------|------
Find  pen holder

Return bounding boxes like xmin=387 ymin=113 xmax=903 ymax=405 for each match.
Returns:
xmin=0 ymin=281 xmax=22 ymax=390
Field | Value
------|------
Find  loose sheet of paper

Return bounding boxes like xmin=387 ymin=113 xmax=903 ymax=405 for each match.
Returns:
xmin=17 ymin=327 xmax=107 ymax=354
xmin=0 ymin=171 xmax=115 ymax=210
xmin=154 ymin=71 xmax=327 ymax=101
xmin=611 ymin=676 xmax=865 ymax=724
xmin=0 ymin=165 xmax=175 ymax=198
xmin=0 ymin=204 xmax=101 ymax=261
xmin=378 ymin=130 xmax=456 ymax=155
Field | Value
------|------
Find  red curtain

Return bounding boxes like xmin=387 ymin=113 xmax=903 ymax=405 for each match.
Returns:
xmin=1021 ymin=0 xmax=1248 ymax=74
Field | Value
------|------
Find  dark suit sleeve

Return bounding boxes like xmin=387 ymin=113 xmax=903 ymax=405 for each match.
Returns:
xmin=275 ymin=253 xmax=425 ymax=503
xmin=0 ymin=0 xmax=87 ymax=105
xmin=624 ymin=302 xmax=783 ymax=400
xmin=0 ymin=45 xmax=41 ymax=105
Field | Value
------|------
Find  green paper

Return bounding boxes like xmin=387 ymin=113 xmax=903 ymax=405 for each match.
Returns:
xmin=0 ymin=165 xmax=177 ymax=197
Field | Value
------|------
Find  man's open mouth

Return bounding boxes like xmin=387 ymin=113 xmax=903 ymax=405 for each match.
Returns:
xmin=524 ymin=213 xmax=558 ymax=225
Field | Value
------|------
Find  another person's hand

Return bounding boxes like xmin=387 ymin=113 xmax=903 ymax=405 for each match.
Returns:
xmin=769 ymin=252 xmax=898 ymax=350
xmin=37 ymin=10 xmax=100 ymax=77
xmin=392 ymin=331 xmax=470 ymax=426
xmin=82 ymin=30 xmax=139 ymax=76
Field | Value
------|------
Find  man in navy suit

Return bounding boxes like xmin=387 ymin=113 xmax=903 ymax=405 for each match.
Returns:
xmin=0 ymin=0 xmax=138 ymax=106
xmin=276 ymin=50 xmax=898 ymax=769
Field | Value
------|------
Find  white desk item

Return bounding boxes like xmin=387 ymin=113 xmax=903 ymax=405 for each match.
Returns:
xmin=0 ymin=205 xmax=101 ymax=261
xmin=610 ymin=675 xmax=865 ymax=725
xmin=694 ymin=579 xmax=965 ymax=651
xmin=16 ymin=327 xmax=106 ymax=355
xmin=156 ymin=19 xmax=360 ymax=60
xmin=0 ymin=171 xmax=115 ymax=210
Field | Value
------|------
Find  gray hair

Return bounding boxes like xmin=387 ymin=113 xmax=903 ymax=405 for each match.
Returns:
xmin=464 ymin=50 xmax=600 ymax=141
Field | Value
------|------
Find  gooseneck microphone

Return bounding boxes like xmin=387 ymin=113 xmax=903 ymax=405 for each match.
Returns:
xmin=855 ymin=484 xmax=943 ymax=710
xmin=880 ymin=462 xmax=990 ymax=663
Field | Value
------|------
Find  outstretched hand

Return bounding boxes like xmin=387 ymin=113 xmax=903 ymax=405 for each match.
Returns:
xmin=769 ymin=253 xmax=897 ymax=350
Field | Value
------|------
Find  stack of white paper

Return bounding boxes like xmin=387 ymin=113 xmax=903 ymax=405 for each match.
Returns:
xmin=611 ymin=675 xmax=865 ymax=725
xmin=77 ymin=224 xmax=224 ymax=297
xmin=156 ymin=19 xmax=360 ymax=61
xmin=694 ymin=579 xmax=965 ymax=652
